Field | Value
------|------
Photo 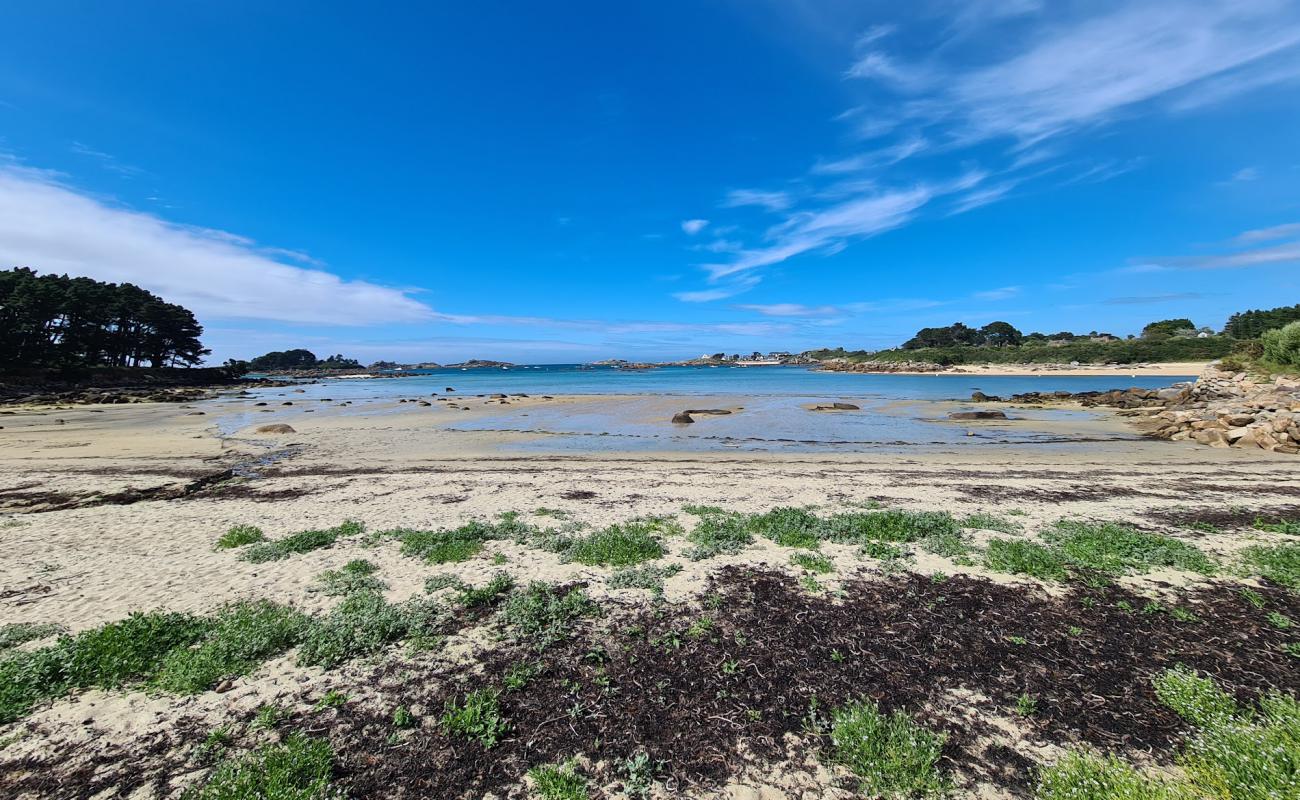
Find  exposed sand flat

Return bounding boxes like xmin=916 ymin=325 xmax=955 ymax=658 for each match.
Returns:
xmin=0 ymin=395 xmax=1297 ymax=799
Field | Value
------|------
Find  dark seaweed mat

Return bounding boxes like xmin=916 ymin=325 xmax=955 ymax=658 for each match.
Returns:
xmin=3 ymin=569 xmax=1297 ymax=799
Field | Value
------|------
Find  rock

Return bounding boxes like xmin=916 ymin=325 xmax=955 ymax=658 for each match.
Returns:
xmin=1225 ymin=427 xmax=1250 ymax=442
xmin=445 ymin=387 xmax=455 ymax=392
xmin=281 ymin=401 xmax=293 ymax=406
xmin=949 ymin=411 xmax=1008 ymax=420
xmin=671 ymin=412 xmax=695 ymax=424
xmin=684 ymin=409 xmax=733 ymax=415
xmin=417 ymin=401 xmax=431 ymax=407
xmin=186 ymin=411 xmax=206 ymax=416
xmin=831 ymin=403 xmax=860 ymax=410
xmin=970 ymin=391 xmax=1002 ymax=402
xmin=1192 ymin=429 xmax=1230 ymax=448
xmin=255 ymin=424 xmax=296 ymax=434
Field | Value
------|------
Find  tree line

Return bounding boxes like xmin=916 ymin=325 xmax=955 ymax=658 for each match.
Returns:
xmin=1 ymin=268 xmax=208 ymax=370
xmin=245 ymin=349 xmax=361 ymax=372
xmin=1223 ymin=305 xmax=1300 ymax=340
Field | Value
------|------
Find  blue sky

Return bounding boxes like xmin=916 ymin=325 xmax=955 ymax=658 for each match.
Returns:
xmin=1 ymin=1 xmax=1298 ymax=363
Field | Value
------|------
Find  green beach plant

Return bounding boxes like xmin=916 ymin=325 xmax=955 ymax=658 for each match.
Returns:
xmin=441 ymin=688 xmax=508 ymax=748
xmin=528 ymin=760 xmax=587 ymax=800
xmin=239 ymin=521 xmax=364 ymax=563
xmin=182 ymin=732 xmax=336 ymax=800
xmin=827 ymin=700 xmax=950 ymax=798
xmin=215 ymin=524 xmax=266 ymax=550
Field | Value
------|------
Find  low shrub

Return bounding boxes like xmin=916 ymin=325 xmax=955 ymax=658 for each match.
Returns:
xmin=564 ymin=518 xmax=671 ymax=566
xmin=1240 ymin=542 xmax=1300 ymax=589
xmin=984 ymin=539 xmax=1068 ymax=581
xmin=153 ymin=601 xmax=309 ymax=694
xmin=314 ymin=560 xmax=385 ymax=596
xmin=528 ymin=760 xmax=587 ymax=800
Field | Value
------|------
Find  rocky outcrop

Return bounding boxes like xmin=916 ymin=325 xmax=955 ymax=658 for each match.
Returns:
xmin=1143 ymin=369 xmax=1300 ymax=454
xmin=1006 ymin=368 xmax=1299 ymax=454
xmin=949 ymin=410 xmax=1008 ymax=420
xmin=671 ymin=412 xmax=695 ymax=424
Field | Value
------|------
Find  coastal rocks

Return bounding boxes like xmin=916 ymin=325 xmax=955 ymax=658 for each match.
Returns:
xmin=970 ymin=391 xmax=1003 ymax=402
xmin=255 ymin=424 xmax=296 ymax=434
xmin=1143 ymin=368 xmax=1300 ymax=454
xmin=684 ymin=409 xmax=733 ymax=415
xmin=671 ymin=412 xmax=695 ymax=424
xmin=809 ymin=402 xmax=860 ymax=412
xmin=949 ymin=410 xmax=1008 ymax=420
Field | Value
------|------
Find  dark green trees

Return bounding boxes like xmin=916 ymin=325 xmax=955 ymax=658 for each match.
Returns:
xmin=0 ymin=268 xmax=208 ymax=369
xmin=1223 ymin=305 xmax=1300 ymax=339
xmin=902 ymin=321 xmax=1023 ymax=349
xmin=246 ymin=351 xmax=362 ymax=371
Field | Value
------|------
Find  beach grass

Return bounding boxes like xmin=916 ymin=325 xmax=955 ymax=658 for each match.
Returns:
xmin=314 ymin=559 xmax=385 ymax=596
xmin=153 ymin=601 xmax=309 ymax=694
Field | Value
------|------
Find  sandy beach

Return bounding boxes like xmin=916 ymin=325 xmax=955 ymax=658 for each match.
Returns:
xmin=1 ymin=390 xmax=1297 ymax=799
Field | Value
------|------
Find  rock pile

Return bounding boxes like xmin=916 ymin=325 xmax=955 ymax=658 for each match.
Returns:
xmin=1145 ymin=369 xmax=1300 ymax=454
xmin=992 ymin=368 xmax=1299 ymax=454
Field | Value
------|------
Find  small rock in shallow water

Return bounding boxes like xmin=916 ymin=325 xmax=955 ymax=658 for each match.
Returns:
xmin=949 ymin=411 xmax=1008 ymax=420
xmin=255 ymin=424 xmax=296 ymax=434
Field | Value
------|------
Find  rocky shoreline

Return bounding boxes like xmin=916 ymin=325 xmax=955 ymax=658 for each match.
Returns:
xmin=976 ymin=367 xmax=1300 ymax=454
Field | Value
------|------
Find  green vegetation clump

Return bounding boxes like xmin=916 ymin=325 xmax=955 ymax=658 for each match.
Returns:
xmin=1254 ymin=517 xmax=1300 ymax=535
xmin=685 ymin=509 xmax=755 ymax=559
xmin=499 ymin=583 xmax=599 ymax=650
xmin=984 ymin=539 xmax=1069 ymax=581
xmin=153 ymin=601 xmax=310 ymax=694
xmin=240 ymin=521 xmax=364 ymax=563
xmin=827 ymin=700 xmax=950 ymax=798
xmin=791 ymin=552 xmax=834 ymax=574
xmin=1224 ymin=304 xmax=1300 ymax=339
xmin=395 ymin=518 xmax=536 ymax=564
xmin=823 ymin=510 xmax=960 ymax=545
xmin=607 ymin=563 xmax=683 ymax=594
xmin=216 ymin=525 xmax=266 ymax=550
xmin=1036 ymin=751 xmax=1180 ymax=800
xmin=441 ymin=688 xmax=508 ymax=749
xmin=183 ymin=732 xmax=336 ymax=800
xmin=985 ymin=521 xmax=1215 ymax=583
xmin=745 ymin=507 xmax=823 ymax=549
xmin=397 ymin=527 xmax=486 ymax=563
xmin=297 ymin=592 xmax=443 ymax=668
xmin=455 ymin=573 xmax=516 ymax=607
xmin=1261 ymin=321 xmax=1300 ymax=368
xmin=528 ymin=760 xmax=588 ymax=800
xmin=1044 ymin=521 xmax=1215 ymax=577
xmin=1038 ymin=668 xmax=1300 ymax=800
xmin=1240 ymin=542 xmax=1300 ymax=589
xmin=0 ymin=622 xmax=64 ymax=652
xmin=960 ymin=513 xmax=1022 ymax=534
xmin=868 ymin=335 xmax=1234 ymax=367
xmin=0 ymin=610 xmax=212 ymax=723
xmin=563 ymin=518 xmax=673 ymax=566
xmin=314 ymin=559 xmax=385 ymax=596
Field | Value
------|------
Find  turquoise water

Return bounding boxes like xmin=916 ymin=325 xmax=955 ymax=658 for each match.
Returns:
xmin=221 ymin=365 xmax=1194 ymax=453
xmin=251 ymin=364 xmax=1192 ymax=401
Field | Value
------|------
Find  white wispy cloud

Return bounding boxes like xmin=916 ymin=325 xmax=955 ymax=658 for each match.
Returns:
xmin=810 ymin=136 xmax=928 ymax=175
xmin=1104 ymin=292 xmax=1204 ymax=305
xmin=849 ymin=1 xmax=1300 ymax=147
xmin=681 ymin=218 xmax=709 ymax=235
xmin=70 ymin=142 xmax=145 ymax=177
xmin=722 ymin=189 xmax=792 ymax=212
xmin=734 ymin=303 xmax=841 ymax=318
xmin=0 ymin=166 xmax=434 ymax=325
xmin=1236 ymin=221 xmax=1300 ymax=243
xmin=973 ymin=286 xmax=1021 ymax=301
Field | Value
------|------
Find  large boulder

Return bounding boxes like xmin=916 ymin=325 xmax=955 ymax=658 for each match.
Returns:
xmin=949 ymin=410 xmax=1008 ymax=420
xmin=671 ymin=412 xmax=695 ymax=424
xmin=255 ymin=424 xmax=296 ymax=434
